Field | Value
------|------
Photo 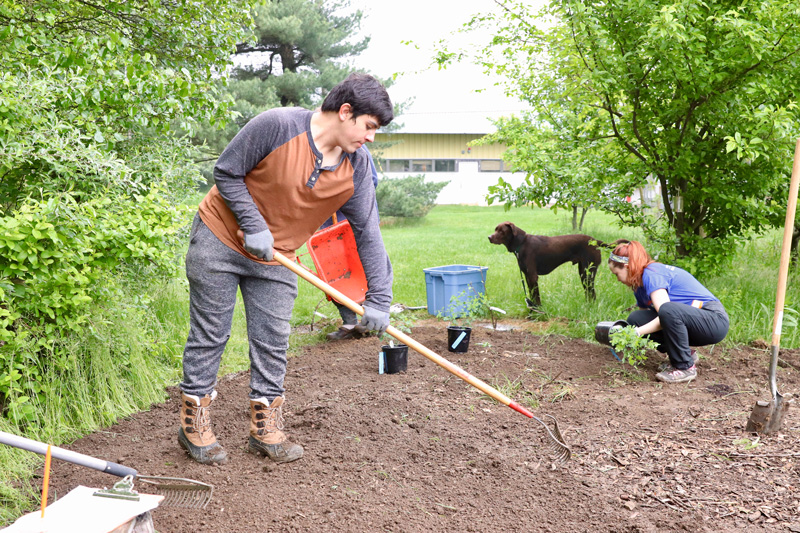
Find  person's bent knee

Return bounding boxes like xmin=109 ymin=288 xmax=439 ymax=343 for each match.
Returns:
xmin=657 ymin=302 xmax=685 ymax=324
xmin=626 ymin=309 xmax=656 ymax=328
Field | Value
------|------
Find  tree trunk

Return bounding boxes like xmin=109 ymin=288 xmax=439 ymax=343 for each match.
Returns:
xmin=673 ymin=179 xmax=688 ymax=257
xmin=674 ymin=211 xmax=688 ymax=256
xmin=579 ymin=207 xmax=588 ymax=231
xmin=571 ymin=205 xmax=578 ymax=231
xmin=278 ymin=44 xmax=298 ymax=107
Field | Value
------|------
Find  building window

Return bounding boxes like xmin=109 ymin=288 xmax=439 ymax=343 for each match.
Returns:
xmin=386 ymin=159 xmax=410 ymax=172
xmin=434 ymin=160 xmax=456 ymax=172
xmin=381 ymin=159 xmax=458 ymax=172
xmin=479 ymin=159 xmax=505 ymax=172
xmin=411 ymin=159 xmax=433 ymax=172
xmin=378 ymin=159 xmax=458 ymax=172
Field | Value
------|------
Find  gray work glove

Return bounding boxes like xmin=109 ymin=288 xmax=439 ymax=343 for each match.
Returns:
xmin=243 ymin=229 xmax=274 ymax=261
xmin=360 ymin=305 xmax=389 ymax=336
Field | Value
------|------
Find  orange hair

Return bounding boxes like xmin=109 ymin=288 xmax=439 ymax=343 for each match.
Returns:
xmin=608 ymin=240 xmax=654 ymax=289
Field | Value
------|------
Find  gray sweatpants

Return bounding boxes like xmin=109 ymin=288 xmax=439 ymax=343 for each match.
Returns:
xmin=333 ymin=301 xmax=358 ymax=325
xmin=180 ymin=214 xmax=297 ymax=401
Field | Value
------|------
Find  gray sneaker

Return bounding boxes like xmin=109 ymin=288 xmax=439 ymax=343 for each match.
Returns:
xmin=656 ymin=364 xmax=697 ymax=384
xmin=658 ymin=350 xmax=698 ymax=372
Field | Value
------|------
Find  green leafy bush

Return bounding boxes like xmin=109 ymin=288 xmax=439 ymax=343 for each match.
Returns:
xmin=0 ymin=189 xmax=188 ymax=423
xmin=376 ymin=175 xmax=449 ymax=218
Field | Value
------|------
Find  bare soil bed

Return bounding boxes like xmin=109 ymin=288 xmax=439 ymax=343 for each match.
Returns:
xmin=46 ymin=320 xmax=800 ymax=532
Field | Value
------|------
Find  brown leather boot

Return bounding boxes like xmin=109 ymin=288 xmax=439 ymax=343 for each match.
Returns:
xmin=248 ymin=396 xmax=304 ymax=463
xmin=178 ymin=391 xmax=228 ymax=465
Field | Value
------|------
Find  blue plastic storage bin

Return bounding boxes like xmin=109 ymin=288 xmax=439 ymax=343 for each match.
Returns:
xmin=423 ymin=265 xmax=488 ymax=318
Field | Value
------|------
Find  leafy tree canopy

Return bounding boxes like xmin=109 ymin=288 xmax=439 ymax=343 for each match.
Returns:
xmin=0 ymin=0 xmax=251 ymax=209
xmin=442 ymin=0 xmax=800 ymax=269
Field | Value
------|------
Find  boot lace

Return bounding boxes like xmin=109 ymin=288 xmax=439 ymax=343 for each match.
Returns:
xmin=262 ymin=404 xmax=285 ymax=433
xmin=193 ymin=404 xmax=212 ymax=436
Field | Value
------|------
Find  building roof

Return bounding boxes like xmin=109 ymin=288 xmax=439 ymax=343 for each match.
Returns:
xmin=387 ymin=110 xmax=523 ymax=135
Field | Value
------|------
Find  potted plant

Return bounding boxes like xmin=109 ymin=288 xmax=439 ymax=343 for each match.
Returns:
xmin=440 ymin=291 xmax=490 ymax=353
xmin=607 ymin=325 xmax=659 ymax=366
xmin=378 ymin=312 xmax=415 ymax=374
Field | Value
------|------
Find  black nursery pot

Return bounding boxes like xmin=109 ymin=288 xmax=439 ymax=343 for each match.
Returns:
xmin=447 ymin=326 xmax=472 ymax=353
xmin=382 ymin=344 xmax=408 ymax=374
xmin=594 ymin=320 xmax=629 ymax=346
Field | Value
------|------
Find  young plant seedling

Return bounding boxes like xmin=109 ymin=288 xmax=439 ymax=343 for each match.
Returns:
xmin=609 ymin=326 xmax=659 ymax=367
xmin=438 ymin=289 xmax=492 ymax=328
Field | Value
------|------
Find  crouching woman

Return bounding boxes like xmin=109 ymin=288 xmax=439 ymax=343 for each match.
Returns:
xmin=608 ymin=241 xmax=729 ymax=384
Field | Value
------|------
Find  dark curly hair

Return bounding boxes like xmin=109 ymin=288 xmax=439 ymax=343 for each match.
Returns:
xmin=321 ymin=73 xmax=394 ymax=127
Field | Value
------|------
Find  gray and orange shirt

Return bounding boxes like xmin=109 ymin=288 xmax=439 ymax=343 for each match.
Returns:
xmin=198 ymin=107 xmax=393 ymax=311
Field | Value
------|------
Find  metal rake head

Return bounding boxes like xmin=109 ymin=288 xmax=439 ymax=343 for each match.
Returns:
xmin=531 ymin=414 xmax=571 ymax=463
xmin=137 ymin=476 xmax=214 ymax=509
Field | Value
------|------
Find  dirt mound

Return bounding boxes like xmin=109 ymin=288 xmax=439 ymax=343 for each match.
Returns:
xmin=46 ymin=324 xmax=799 ymax=532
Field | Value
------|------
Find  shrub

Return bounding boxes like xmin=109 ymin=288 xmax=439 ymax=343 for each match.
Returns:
xmin=376 ymin=175 xmax=449 ymax=218
xmin=438 ymin=290 xmax=491 ymax=328
xmin=0 ymin=188 xmax=188 ymax=424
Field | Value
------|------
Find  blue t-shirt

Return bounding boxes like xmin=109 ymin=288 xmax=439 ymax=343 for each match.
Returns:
xmin=634 ymin=263 xmax=718 ymax=309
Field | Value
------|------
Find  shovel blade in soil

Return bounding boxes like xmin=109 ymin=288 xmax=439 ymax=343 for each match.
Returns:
xmin=745 ymin=397 xmax=791 ymax=434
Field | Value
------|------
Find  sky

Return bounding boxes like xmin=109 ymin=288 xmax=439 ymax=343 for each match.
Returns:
xmin=342 ymin=0 xmax=539 ymax=131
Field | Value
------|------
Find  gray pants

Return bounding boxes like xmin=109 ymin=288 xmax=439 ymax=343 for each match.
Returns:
xmin=334 ymin=301 xmax=358 ymax=325
xmin=180 ymin=215 xmax=297 ymax=400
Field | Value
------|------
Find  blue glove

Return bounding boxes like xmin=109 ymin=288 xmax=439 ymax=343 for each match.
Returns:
xmin=360 ymin=305 xmax=389 ymax=336
xmin=243 ymin=229 xmax=274 ymax=261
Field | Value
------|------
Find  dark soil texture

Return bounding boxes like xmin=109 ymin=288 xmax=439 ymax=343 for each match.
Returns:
xmin=46 ymin=321 xmax=800 ymax=532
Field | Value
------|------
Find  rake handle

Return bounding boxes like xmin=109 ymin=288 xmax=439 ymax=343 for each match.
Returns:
xmin=0 ymin=430 xmax=138 ymax=479
xmin=272 ymin=251 xmax=535 ymax=418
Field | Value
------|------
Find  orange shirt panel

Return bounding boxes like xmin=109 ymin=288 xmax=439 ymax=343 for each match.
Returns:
xmin=198 ymin=133 xmax=354 ymax=263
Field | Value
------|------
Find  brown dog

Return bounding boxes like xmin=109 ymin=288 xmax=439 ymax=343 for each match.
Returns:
xmin=488 ymin=221 xmax=607 ymax=309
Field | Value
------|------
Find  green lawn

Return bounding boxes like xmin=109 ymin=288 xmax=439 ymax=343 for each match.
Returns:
xmin=187 ymin=201 xmax=800 ymax=375
xmin=291 ymin=204 xmax=636 ymax=332
xmin=290 ymin=204 xmax=800 ymax=350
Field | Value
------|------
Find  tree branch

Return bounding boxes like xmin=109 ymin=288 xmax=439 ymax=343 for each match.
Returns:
xmin=492 ymin=0 xmax=538 ymax=32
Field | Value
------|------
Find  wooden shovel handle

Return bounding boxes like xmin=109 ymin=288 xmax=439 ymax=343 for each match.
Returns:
xmin=773 ymin=138 xmax=800 ymax=346
xmin=272 ymin=251 xmax=533 ymax=416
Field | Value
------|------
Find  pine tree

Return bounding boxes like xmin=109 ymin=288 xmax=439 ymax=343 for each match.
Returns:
xmin=235 ymin=0 xmax=369 ymax=108
xmin=193 ymin=0 xmax=384 ymax=162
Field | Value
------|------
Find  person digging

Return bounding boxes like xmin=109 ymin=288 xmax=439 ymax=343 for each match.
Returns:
xmin=178 ymin=73 xmax=394 ymax=465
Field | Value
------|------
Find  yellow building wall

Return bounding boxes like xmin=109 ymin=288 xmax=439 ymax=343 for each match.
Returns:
xmin=374 ymin=133 xmax=506 ymax=159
